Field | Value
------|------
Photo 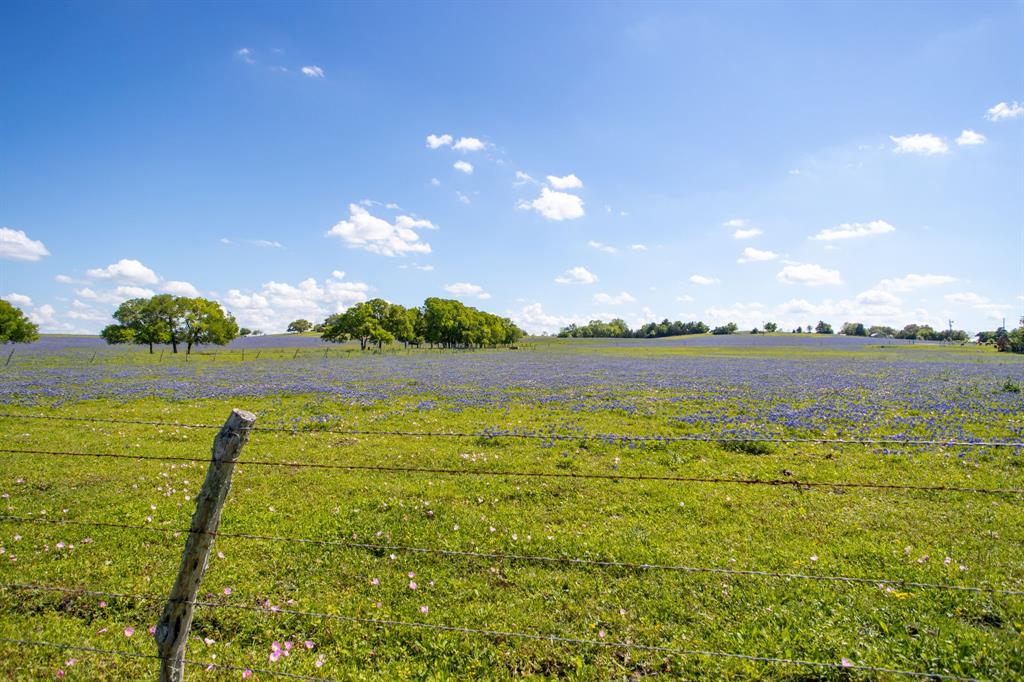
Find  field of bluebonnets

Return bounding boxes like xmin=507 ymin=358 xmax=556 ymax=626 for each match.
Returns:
xmin=1 ymin=333 xmax=1022 ymax=680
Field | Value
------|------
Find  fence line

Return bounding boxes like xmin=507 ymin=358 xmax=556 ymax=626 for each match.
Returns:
xmin=0 ymin=412 xmax=1019 ymax=448
xmin=2 ymin=515 xmax=1018 ymax=596
xmin=0 ymin=585 xmax=980 ymax=681
xmin=0 ymin=637 xmax=336 ymax=681
xmin=1 ymin=446 xmax=1019 ymax=495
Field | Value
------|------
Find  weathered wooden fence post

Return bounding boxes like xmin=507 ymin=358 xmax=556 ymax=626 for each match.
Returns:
xmin=155 ymin=408 xmax=256 ymax=682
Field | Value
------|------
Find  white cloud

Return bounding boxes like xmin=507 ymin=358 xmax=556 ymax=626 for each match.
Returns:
xmin=223 ymin=272 xmax=369 ymax=332
xmin=776 ymin=263 xmax=842 ymax=286
xmin=810 ymin=220 xmax=894 ymax=241
xmin=876 ymin=273 xmax=956 ymax=292
xmin=326 ymin=204 xmax=434 ymax=257
xmin=430 ymin=178 xmax=441 ymax=187
xmin=704 ymin=302 xmax=766 ymax=328
xmin=399 ymin=263 xmax=434 ymax=272
xmin=944 ymin=292 xmax=1011 ymax=319
xmin=587 ymin=240 xmax=617 ymax=253
xmin=163 ymin=280 xmax=200 ymax=297
xmin=453 ymin=160 xmax=474 ymax=174
xmin=55 ymin=274 xmax=75 ymax=284
xmin=630 ymin=244 xmax=648 ymax=251
xmin=301 ymin=65 xmax=324 ymax=78
xmin=986 ymin=101 xmax=1024 ymax=122
xmin=236 ymin=48 xmax=255 ymax=64
xmin=890 ymin=133 xmax=948 ymax=155
xmin=444 ymin=282 xmax=491 ymax=300
xmin=453 ymin=137 xmax=486 ymax=152
xmin=0 ymin=227 xmax=50 ymax=261
xmin=689 ymin=275 xmax=717 ymax=286
xmin=554 ymin=266 xmax=598 ymax=285
xmin=722 ymin=219 xmax=747 ymax=228
xmin=29 ymin=304 xmax=56 ymax=326
xmin=86 ymin=258 xmax=159 ymax=284
xmin=514 ymin=171 xmax=535 ymax=185
xmin=546 ymin=174 xmax=583 ymax=190
xmin=518 ymin=187 xmax=585 ymax=221
xmin=426 ymin=134 xmax=453 ymax=149
xmin=788 ymin=169 xmax=801 ymax=176
xmin=508 ymin=302 xmax=585 ymax=335
xmin=456 ymin=191 xmax=471 ymax=204
xmin=737 ymin=247 xmax=778 ymax=263
xmin=593 ymin=291 xmax=635 ymax=305
xmin=677 ymin=294 xmax=695 ymax=302
xmin=956 ymin=129 xmax=987 ymax=146
xmin=854 ymin=288 xmax=902 ymax=307
xmin=4 ymin=293 xmax=32 ymax=307
xmin=76 ymin=285 xmax=156 ymax=304
xmin=733 ymin=228 xmax=763 ymax=240
xmin=248 ymin=239 xmax=283 ymax=248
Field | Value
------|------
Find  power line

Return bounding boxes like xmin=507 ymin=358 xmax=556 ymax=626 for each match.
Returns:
xmin=3 ymin=515 xmax=1018 ymax=596
xmin=0 ymin=446 xmax=1018 ymax=495
xmin=0 ymin=412 xmax=1019 ymax=448
xmin=0 ymin=584 xmax=980 ymax=681
xmin=0 ymin=637 xmax=336 ymax=681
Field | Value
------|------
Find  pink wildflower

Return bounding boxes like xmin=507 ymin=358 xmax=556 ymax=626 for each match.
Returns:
xmin=124 ymin=627 xmax=135 ymax=637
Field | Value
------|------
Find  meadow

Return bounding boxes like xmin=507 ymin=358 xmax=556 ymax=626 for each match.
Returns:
xmin=1 ymin=334 xmax=1022 ymax=680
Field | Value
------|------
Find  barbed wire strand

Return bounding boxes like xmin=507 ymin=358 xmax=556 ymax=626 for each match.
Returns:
xmin=0 ymin=637 xmax=335 ymax=681
xmin=0 ymin=412 xmax=1019 ymax=448
xmin=0 ymin=585 xmax=979 ymax=681
xmin=0 ymin=446 xmax=1019 ymax=495
xmin=3 ymin=515 xmax=1019 ymax=596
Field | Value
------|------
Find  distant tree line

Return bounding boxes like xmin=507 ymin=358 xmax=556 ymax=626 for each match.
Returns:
xmin=319 ymin=297 xmax=524 ymax=350
xmin=558 ymin=318 xmax=710 ymax=338
xmin=100 ymin=294 xmax=239 ymax=354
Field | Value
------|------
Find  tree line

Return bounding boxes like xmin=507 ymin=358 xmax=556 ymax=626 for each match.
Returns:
xmin=100 ymin=294 xmax=239 ymax=354
xmin=318 ymin=297 xmax=524 ymax=349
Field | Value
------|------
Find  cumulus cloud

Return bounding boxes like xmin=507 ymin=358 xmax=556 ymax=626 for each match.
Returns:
xmin=4 ymin=293 xmax=32 ymax=307
xmin=0 ymin=227 xmax=50 ymax=261
xmin=890 ymin=133 xmax=948 ymax=155
xmin=986 ymin=101 xmax=1024 ymax=121
xmin=222 ymin=272 xmax=370 ymax=332
xmin=944 ymin=292 xmax=1011 ymax=319
xmin=453 ymin=137 xmax=486 ymax=152
xmin=430 ymin=178 xmax=441 ymax=187
xmin=507 ymin=302 xmax=584 ymax=336
xmin=956 ymin=129 xmax=987 ymax=146
xmin=733 ymin=228 xmax=763 ymax=239
xmin=399 ymin=263 xmax=434 ymax=271
xmin=592 ymin=291 xmax=635 ymax=305
xmin=163 ymin=280 xmax=200 ymax=297
xmin=55 ymin=275 xmax=75 ymax=284
xmin=689 ymin=275 xmax=717 ymax=286
xmin=326 ymin=204 xmax=435 ymax=257
xmin=875 ymin=273 xmax=956 ymax=292
xmin=29 ymin=304 xmax=56 ymax=326
xmin=704 ymin=302 xmax=766 ymax=328
xmin=722 ymin=219 xmax=747 ymax=228
xmin=546 ymin=174 xmax=583 ymax=190
xmin=301 ymin=65 xmax=324 ymax=78
xmin=426 ymin=134 xmax=453 ymax=149
xmin=77 ymin=285 xmax=157 ymax=304
xmin=236 ymin=47 xmax=255 ymax=64
xmin=444 ymin=282 xmax=491 ymax=300
xmin=810 ymin=220 xmax=894 ymax=241
xmin=737 ymin=247 xmax=778 ymax=263
xmin=630 ymin=244 xmax=647 ymax=251
xmin=86 ymin=258 xmax=159 ymax=284
xmin=554 ymin=266 xmax=598 ymax=285
xmin=776 ymin=263 xmax=842 ymax=286
xmin=518 ymin=187 xmax=584 ymax=221
xmin=587 ymin=240 xmax=617 ymax=253
xmin=514 ymin=171 xmax=535 ymax=185
xmin=453 ymin=160 xmax=474 ymax=174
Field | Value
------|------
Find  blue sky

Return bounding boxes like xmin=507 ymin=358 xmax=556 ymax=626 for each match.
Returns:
xmin=1 ymin=1 xmax=1022 ymax=334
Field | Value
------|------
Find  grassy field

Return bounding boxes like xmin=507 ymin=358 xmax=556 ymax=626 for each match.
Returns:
xmin=1 ymin=335 xmax=1022 ymax=680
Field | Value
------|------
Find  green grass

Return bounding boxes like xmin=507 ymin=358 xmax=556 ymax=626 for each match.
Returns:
xmin=1 ymin=340 xmax=1022 ymax=680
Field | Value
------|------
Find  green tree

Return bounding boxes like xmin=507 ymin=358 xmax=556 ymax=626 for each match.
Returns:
xmin=815 ymin=320 xmax=834 ymax=334
xmin=287 ymin=319 xmax=313 ymax=333
xmin=711 ymin=322 xmax=738 ymax=335
xmin=101 ymin=297 xmax=169 ymax=353
xmin=763 ymin=322 xmax=778 ymax=333
xmin=239 ymin=327 xmax=253 ymax=337
xmin=0 ymin=299 xmax=39 ymax=344
xmin=179 ymin=298 xmax=239 ymax=354
xmin=841 ymin=322 xmax=866 ymax=336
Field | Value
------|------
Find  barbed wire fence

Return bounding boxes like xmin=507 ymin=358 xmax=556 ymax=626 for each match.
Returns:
xmin=0 ymin=409 xmax=1019 ymax=680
